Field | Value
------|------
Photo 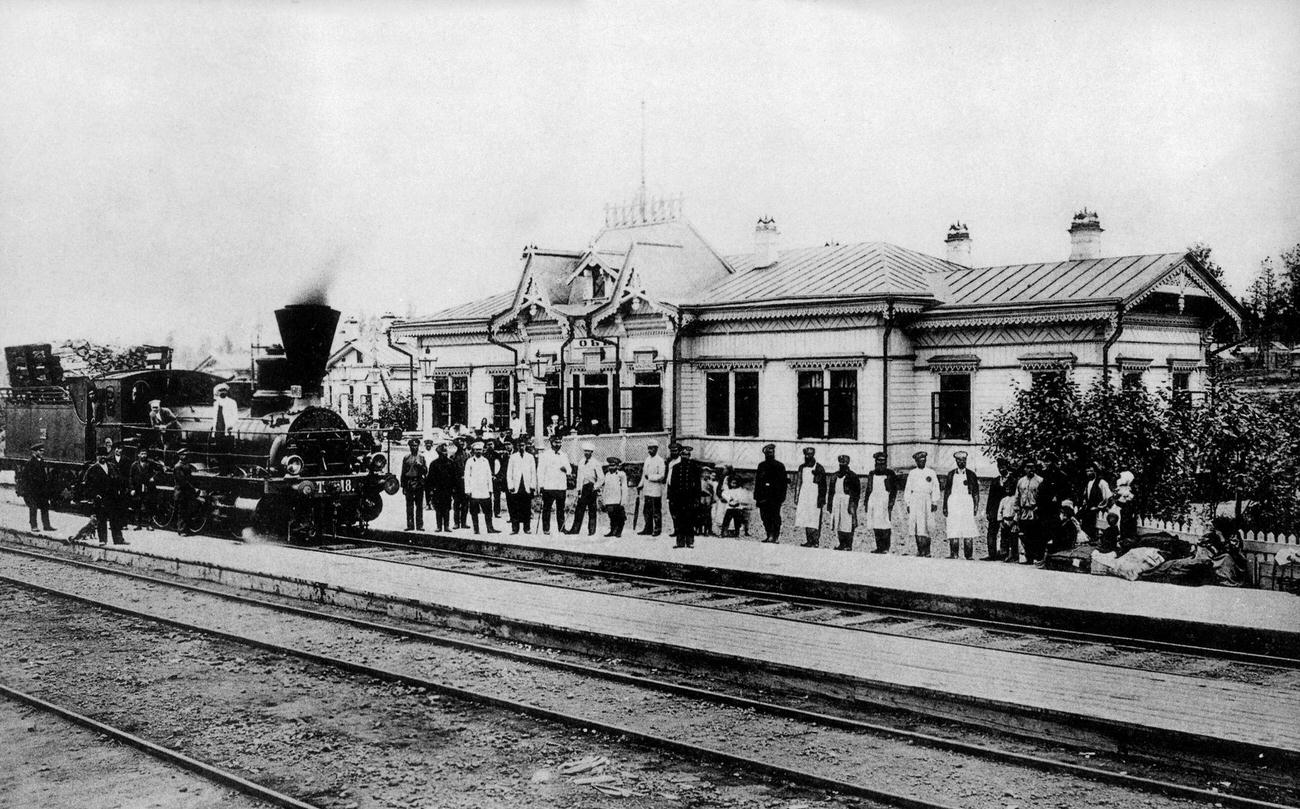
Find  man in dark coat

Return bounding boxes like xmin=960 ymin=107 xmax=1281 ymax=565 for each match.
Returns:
xmin=863 ymin=452 xmax=897 ymax=553
xmin=83 ymin=445 xmax=127 ymax=544
xmin=753 ymin=443 xmax=788 ymax=543
xmin=128 ymin=448 xmax=160 ymax=530
xmin=399 ymin=439 xmax=426 ymax=531
xmin=667 ymin=445 xmax=702 ymax=549
xmin=451 ymin=436 xmax=470 ymax=529
xmin=826 ymin=454 xmax=861 ymax=551
xmin=426 ymin=442 xmax=457 ymax=532
xmin=172 ymin=449 xmax=200 ymax=536
xmin=982 ymin=458 xmax=1012 ymax=560
xmin=1033 ymin=453 xmax=1067 ymax=564
xmin=17 ymin=442 xmax=55 ymax=532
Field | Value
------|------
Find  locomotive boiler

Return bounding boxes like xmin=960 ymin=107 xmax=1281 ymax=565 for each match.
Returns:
xmin=1 ymin=302 xmax=398 ymax=541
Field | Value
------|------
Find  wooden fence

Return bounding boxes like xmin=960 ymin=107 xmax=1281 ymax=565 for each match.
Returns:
xmin=1138 ymin=517 xmax=1298 ymax=590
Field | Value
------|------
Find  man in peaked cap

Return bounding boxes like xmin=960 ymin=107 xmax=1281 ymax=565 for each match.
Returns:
xmin=753 ymin=443 xmax=788 ymax=543
xmin=637 ymin=442 xmax=666 ymax=536
xmin=864 ymin=451 xmax=897 ymax=553
xmin=902 ymin=450 xmax=940 ymax=557
xmin=426 ymin=441 xmax=457 ymax=532
xmin=463 ymin=440 xmax=499 ymax=534
xmin=537 ymin=434 xmax=571 ymax=536
xmin=84 ymin=444 xmax=127 ymax=545
xmin=943 ymin=450 xmax=980 ymax=560
xmin=400 ymin=438 xmax=426 ymax=531
xmin=600 ymin=457 xmax=629 ymax=537
xmin=566 ymin=441 xmax=603 ymax=535
xmin=667 ymin=445 xmax=702 ymax=548
xmin=17 ymin=442 xmax=55 ymax=532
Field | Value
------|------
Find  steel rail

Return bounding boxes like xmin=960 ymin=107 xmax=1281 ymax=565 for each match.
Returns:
xmin=0 ymin=567 xmax=954 ymax=809
xmin=0 ymin=544 xmax=1293 ymax=809
xmin=325 ymin=531 xmax=1300 ymax=672
xmin=0 ymin=682 xmax=322 ymax=809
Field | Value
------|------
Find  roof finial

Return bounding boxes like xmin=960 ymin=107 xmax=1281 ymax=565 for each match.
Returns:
xmin=638 ymin=99 xmax=647 ymax=221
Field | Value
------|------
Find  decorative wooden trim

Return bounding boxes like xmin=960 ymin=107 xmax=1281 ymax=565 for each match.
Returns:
xmin=915 ymin=306 xmax=1114 ymax=329
xmin=1167 ymin=357 xmax=1201 ymax=372
xmin=1115 ymin=355 xmax=1153 ymax=371
xmin=692 ymin=358 xmax=767 ymax=372
xmin=1017 ymin=352 xmax=1076 ymax=371
xmin=927 ymin=354 xmax=980 ymax=374
xmin=789 ymin=356 xmax=867 ymax=370
xmin=422 ymin=364 xmax=474 ymax=378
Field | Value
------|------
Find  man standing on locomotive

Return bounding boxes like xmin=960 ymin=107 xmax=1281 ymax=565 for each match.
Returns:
xmin=18 ymin=442 xmax=55 ymax=533
xmin=148 ymin=399 xmax=180 ymax=451
xmin=464 ymin=441 xmax=499 ymax=534
xmin=210 ymin=383 xmax=239 ymax=472
xmin=400 ymin=439 xmax=426 ymax=532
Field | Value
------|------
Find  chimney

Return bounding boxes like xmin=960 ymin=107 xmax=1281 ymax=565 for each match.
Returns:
xmin=1068 ymin=209 xmax=1103 ymax=261
xmin=754 ymin=216 xmax=780 ymax=268
xmin=274 ymin=304 xmax=341 ymax=399
xmin=944 ymin=222 xmax=971 ymax=266
xmin=337 ymin=316 xmax=359 ymax=345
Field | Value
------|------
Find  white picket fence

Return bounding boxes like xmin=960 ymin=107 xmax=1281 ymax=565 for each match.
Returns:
xmin=1137 ymin=517 xmax=1299 ymax=590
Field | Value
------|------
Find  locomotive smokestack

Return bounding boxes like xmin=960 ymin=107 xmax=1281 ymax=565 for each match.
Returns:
xmin=274 ymin=304 xmax=340 ymax=397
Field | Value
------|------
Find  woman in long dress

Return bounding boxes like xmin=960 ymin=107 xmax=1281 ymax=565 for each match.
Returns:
xmin=794 ymin=447 xmax=826 ymax=548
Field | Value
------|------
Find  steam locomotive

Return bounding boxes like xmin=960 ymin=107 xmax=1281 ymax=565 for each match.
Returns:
xmin=0 ymin=303 xmax=399 ymax=541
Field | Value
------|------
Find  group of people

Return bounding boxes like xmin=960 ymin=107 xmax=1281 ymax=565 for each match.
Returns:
xmin=393 ymin=437 xmax=1157 ymax=564
xmin=16 ymin=439 xmax=201 ymax=544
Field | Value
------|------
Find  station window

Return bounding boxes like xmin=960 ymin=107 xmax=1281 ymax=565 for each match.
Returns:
xmin=490 ymin=374 xmax=512 ymax=430
xmin=704 ymin=370 xmax=760 ymax=437
xmin=1030 ymin=370 xmax=1067 ymax=389
xmin=1121 ymin=371 xmax=1144 ymax=391
xmin=931 ymin=373 xmax=972 ymax=441
xmin=432 ymin=377 xmax=468 ymax=428
xmin=630 ymin=372 xmax=663 ymax=432
xmin=797 ymin=369 xmax=857 ymax=440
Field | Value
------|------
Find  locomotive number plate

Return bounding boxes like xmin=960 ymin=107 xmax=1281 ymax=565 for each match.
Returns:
xmin=319 ymin=478 xmax=355 ymax=495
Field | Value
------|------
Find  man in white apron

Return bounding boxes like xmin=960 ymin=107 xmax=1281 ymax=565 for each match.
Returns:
xmin=943 ymin=450 xmax=980 ymax=559
xmin=903 ymin=451 xmax=940 ymax=557
xmin=826 ymin=454 xmax=861 ymax=551
xmin=794 ymin=447 xmax=826 ymax=548
xmin=863 ymin=451 xmax=897 ymax=553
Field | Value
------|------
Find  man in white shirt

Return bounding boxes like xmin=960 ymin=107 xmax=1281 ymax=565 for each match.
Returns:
xmin=210 ymin=382 xmax=240 ymax=472
xmin=463 ymin=441 xmax=499 ymax=534
xmin=636 ymin=443 xmax=666 ymax=536
xmin=903 ymin=450 xmax=941 ymax=557
xmin=566 ymin=441 xmax=604 ymax=535
xmin=505 ymin=436 xmax=537 ymax=534
xmin=601 ymin=457 xmax=629 ymax=537
xmin=536 ymin=436 xmax=571 ymax=536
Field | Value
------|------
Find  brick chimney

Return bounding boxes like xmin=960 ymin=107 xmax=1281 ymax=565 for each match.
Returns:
xmin=754 ymin=216 xmax=780 ymax=268
xmin=1068 ymin=209 xmax=1103 ymax=261
xmin=944 ymin=222 xmax=971 ymax=266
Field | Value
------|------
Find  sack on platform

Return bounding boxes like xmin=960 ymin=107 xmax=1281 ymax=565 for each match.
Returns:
xmin=1111 ymin=546 xmax=1165 ymax=581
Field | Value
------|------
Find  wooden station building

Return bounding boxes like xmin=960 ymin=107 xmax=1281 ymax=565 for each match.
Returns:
xmin=389 ymin=199 xmax=1243 ymax=474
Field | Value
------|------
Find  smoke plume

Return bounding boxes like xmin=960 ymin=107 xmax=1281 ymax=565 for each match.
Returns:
xmin=290 ymin=249 xmax=343 ymax=306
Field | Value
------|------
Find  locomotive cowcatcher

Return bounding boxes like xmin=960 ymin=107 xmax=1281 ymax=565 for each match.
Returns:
xmin=0 ymin=303 xmax=399 ymax=541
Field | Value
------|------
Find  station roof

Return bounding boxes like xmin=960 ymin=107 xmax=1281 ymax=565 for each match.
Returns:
xmin=700 ymin=242 xmax=950 ymax=306
xmin=941 ymin=253 xmax=1185 ymax=307
xmin=403 ymin=291 xmax=514 ymax=325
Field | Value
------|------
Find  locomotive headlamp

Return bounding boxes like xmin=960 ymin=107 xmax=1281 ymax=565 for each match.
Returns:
xmin=369 ymin=453 xmax=388 ymax=473
xmin=295 ymin=480 xmax=316 ymax=497
xmin=283 ymin=455 xmax=305 ymax=476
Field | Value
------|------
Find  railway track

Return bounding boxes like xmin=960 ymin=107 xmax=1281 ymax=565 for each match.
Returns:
xmin=1 ymin=541 xmax=1294 ymax=809
xmin=320 ymin=532 xmax=1300 ymax=679
xmin=0 ymin=682 xmax=320 ymax=809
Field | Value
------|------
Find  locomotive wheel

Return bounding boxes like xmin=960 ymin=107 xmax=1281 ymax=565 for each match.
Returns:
xmin=151 ymin=501 xmax=175 ymax=530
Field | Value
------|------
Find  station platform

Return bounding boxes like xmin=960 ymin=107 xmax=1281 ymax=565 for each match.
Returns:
xmin=363 ymin=494 xmax=1300 ymax=658
xmin=1 ymin=503 xmax=1299 ymax=774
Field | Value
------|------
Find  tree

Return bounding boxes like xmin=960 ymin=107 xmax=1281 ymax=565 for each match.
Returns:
xmin=352 ymin=392 xmax=416 ymax=432
xmin=1187 ymin=241 xmax=1224 ymax=282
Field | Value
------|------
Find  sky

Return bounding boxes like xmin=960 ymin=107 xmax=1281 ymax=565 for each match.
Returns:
xmin=1 ymin=0 xmax=1297 ymax=352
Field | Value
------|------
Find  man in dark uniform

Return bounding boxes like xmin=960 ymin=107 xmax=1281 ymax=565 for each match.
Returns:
xmin=753 ymin=443 xmax=787 ymax=543
xmin=128 ymin=448 xmax=160 ymax=530
xmin=17 ymin=442 xmax=55 ymax=532
xmin=84 ymin=445 xmax=127 ymax=545
xmin=983 ymin=458 xmax=1012 ymax=560
xmin=451 ymin=436 xmax=470 ymax=529
xmin=667 ymin=445 xmax=702 ymax=549
xmin=1033 ymin=453 xmax=1067 ymax=564
xmin=400 ymin=439 xmax=426 ymax=531
xmin=426 ymin=442 xmax=457 ymax=532
xmin=172 ymin=449 xmax=200 ymax=536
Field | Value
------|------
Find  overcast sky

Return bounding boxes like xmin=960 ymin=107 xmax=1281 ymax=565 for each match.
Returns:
xmin=1 ymin=0 xmax=1297 ymax=351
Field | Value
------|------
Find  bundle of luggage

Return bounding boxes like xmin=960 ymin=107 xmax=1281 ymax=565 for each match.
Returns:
xmin=1044 ymin=531 xmax=1251 ymax=587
